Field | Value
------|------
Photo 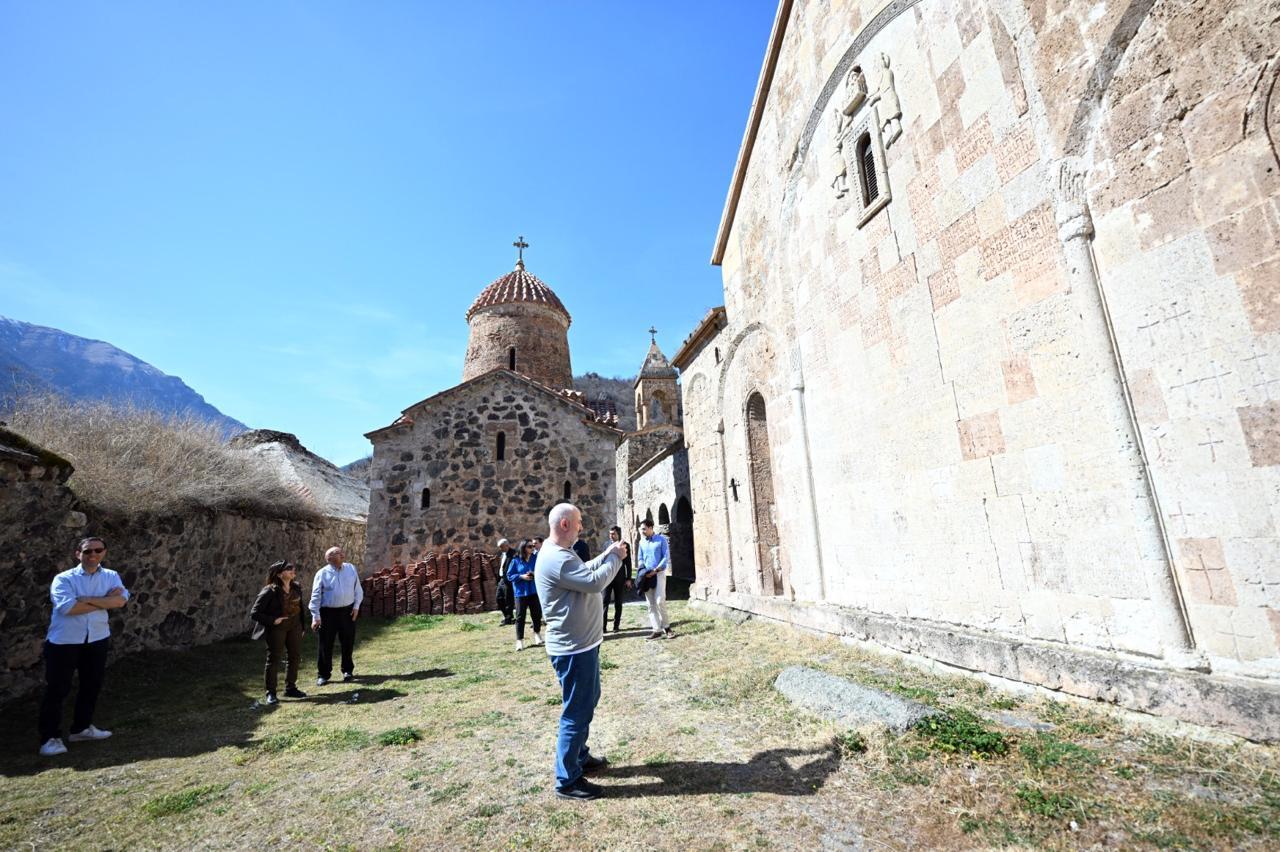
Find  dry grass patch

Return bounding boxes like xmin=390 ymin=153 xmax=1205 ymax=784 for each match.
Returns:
xmin=0 ymin=603 xmax=1276 ymax=850
xmin=3 ymin=392 xmax=312 ymax=517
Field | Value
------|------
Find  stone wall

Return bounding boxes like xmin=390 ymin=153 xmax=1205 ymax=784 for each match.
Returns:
xmin=0 ymin=435 xmax=366 ymax=701
xmin=629 ymin=446 xmax=695 ymax=581
xmin=462 ymin=303 xmax=574 ymax=391
xmin=365 ymin=371 xmax=618 ymax=570
xmin=614 ymin=424 xmax=684 ymax=527
xmin=681 ymin=0 xmax=1280 ymax=737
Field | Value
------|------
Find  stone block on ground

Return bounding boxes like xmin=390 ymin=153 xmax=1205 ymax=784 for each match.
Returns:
xmin=982 ymin=711 xmax=1055 ymax=732
xmin=774 ymin=666 xmax=940 ymax=732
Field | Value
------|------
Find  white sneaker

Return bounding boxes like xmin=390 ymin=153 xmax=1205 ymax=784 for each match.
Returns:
xmin=68 ymin=725 xmax=112 ymax=742
xmin=515 ymin=639 xmax=524 ymax=651
xmin=39 ymin=738 xmax=67 ymax=756
xmin=532 ymin=631 xmax=544 ymax=646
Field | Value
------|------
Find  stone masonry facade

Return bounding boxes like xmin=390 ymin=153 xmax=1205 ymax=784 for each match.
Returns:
xmin=364 ymin=371 xmax=618 ymax=569
xmin=0 ymin=430 xmax=364 ymax=700
xmin=462 ymin=302 xmax=574 ymax=391
xmin=678 ymin=0 xmax=1280 ymax=739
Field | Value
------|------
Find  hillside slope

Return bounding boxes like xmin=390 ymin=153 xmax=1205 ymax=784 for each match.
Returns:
xmin=0 ymin=315 xmax=246 ymax=435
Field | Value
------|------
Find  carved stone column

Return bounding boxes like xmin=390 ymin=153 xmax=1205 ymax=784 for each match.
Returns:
xmin=1055 ymin=160 xmax=1203 ymax=668
xmin=715 ymin=419 xmax=736 ymax=593
xmin=789 ymin=346 xmax=827 ymax=600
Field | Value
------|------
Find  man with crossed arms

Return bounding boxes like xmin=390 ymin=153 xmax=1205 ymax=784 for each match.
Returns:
xmin=38 ymin=536 xmax=130 ymax=757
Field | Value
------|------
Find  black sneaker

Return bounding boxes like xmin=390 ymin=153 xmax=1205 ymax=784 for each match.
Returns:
xmin=284 ymin=687 xmax=308 ymax=699
xmin=316 ymin=677 xmax=329 ymax=686
xmin=663 ymin=628 xmax=674 ymax=639
xmin=264 ymin=691 xmax=279 ymax=705
xmin=342 ymin=673 xmax=355 ymax=683
xmin=582 ymin=754 xmax=609 ymax=773
xmin=555 ymin=778 xmax=603 ymax=801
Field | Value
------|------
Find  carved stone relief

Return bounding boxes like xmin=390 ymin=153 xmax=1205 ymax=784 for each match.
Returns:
xmin=827 ymin=55 xmax=895 ymax=223
xmin=871 ymin=52 xmax=903 ymax=148
xmin=830 ymin=66 xmax=867 ymax=199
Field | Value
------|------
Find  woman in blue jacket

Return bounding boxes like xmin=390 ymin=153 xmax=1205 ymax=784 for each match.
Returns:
xmin=506 ymin=539 xmax=544 ymax=651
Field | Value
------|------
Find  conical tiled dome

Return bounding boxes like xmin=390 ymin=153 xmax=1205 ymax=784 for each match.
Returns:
xmin=465 ymin=261 xmax=570 ymax=322
xmin=638 ymin=340 xmax=677 ymax=379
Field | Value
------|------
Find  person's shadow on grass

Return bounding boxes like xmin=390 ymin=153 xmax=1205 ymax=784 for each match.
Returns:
xmin=353 ymin=668 xmax=452 ymax=685
xmin=307 ymin=687 xmax=407 ymax=705
xmin=601 ymin=743 xmax=842 ymax=797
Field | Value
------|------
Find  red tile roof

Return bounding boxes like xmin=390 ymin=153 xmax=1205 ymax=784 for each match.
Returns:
xmin=465 ymin=261 xmax=571 ymax=322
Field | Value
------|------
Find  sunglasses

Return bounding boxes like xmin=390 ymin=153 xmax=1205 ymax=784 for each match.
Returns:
xmin=81 ymin=547 xmax=105 ymax=555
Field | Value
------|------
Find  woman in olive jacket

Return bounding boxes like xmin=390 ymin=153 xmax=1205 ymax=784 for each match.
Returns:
xmin=250 ymin=560 xmax=308 ymax=704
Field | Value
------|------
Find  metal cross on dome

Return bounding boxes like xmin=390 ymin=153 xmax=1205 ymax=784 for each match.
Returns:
xmin=648 ymin=326 xmax=657 ymax=342
xmin=513 ymin=235 xmax=529 ymax=264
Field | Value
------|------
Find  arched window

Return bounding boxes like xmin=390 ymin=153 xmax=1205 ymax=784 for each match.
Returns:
xmin=856 ymin=133 xmax=878 ymax=205
xmin=658 ymin=504 xmax=670 ymax=526
xmin=563 ymin=480 xmax=572 ymax=500
xmin=496 ymin=431 xmax=506 ymax=461
xmin=508 ymin=347 xmax=516 ymax=370
xmin=420 ymin=488 xmax=431 ymax=509
xmin=714 ymin=346 xmax=721 ymax=364
xmin=644 ymin=507 xmax=654 ymax=525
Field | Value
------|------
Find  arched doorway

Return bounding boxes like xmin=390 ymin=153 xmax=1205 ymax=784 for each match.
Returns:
xmin=671 ymin=495 xmax=696 ymax=584
xmin=746 ymin=392 xmax=782 ymax=595
xmin=658 ymin=503 xmax=670 ymax=526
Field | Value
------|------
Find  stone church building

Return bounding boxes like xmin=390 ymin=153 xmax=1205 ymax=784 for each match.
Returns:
xmin=676 ymin=0 xmax=1280 ymax=740
xmin=363 ymin=253 xmax=620 ymax=567
xmin=616 ymin=334 xmax=696 ymax=593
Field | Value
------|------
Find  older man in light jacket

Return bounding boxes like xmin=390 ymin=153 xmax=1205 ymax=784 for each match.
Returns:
xmin=535 ymin=503 xmax=624 ymax=801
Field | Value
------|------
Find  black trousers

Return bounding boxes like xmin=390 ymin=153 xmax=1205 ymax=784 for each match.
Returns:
xmin=498 ymin=579 xmax=515 ymax=621
xmin=515 ymin=595 xmax=542 ymax=640
xmin=39 ymin=638 xmax=109 ymax=743
xmin=317 ymin=606 xmax=356 ymax=679
xmin=602 ymin=584 xmax=625 ymax=631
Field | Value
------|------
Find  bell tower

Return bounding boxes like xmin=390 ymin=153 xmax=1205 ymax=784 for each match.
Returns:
xmin=634 ymin=327 xmax=680 ymax=429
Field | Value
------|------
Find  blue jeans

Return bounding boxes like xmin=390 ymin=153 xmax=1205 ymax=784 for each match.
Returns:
xmin=549 ymin=645 xmax=600 ymax=789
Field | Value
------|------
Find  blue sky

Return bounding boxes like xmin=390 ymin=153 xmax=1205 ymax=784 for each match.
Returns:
xmin=0 ymin=1 xmax=775 ymax=463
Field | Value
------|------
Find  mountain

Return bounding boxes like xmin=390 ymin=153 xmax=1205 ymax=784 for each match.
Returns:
xmin=575 ymin=372 xmax=636 ymax=432
xmin=0 ymin=316 xmax=247 ymax=435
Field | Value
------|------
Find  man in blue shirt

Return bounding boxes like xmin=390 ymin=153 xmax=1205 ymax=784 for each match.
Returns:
xmin=309 ymin=546 xmax=364 ymax=686
xmin=38 ymin=536 xmax=131 ymax=757
xmin=636 ymin=519 xmax=672 ymax=640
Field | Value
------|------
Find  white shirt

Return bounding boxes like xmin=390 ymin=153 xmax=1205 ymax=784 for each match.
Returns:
xmin=308 ymin=562 xmax=363 ymax=619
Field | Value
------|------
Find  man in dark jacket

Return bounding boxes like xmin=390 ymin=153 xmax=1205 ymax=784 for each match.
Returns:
xmin=496 ymin=538 xmax=516 ymax=625
xmin=601 ymin=526 xmax=632 ymax=633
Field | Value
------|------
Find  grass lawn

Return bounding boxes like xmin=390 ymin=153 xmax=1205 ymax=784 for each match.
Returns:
xmin=1 ymin=601 xmax=1277 ymax=849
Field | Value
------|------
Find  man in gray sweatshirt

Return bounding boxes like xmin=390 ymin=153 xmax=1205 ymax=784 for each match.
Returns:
xmin=535 ymin=502 xmax=624 ymax=801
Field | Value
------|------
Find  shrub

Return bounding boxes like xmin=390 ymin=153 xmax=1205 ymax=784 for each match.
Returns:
xmin=3 ymin=392 xmax=313 ymax=518
xmin=1019 ymin=733 xmax=1098 ymax=770
xmin=914 ymin=710 xmax=1008 ymax=758
xmin=1015 ymin=783 xmax=1081 ymax=819
xmin=836 ymin=731 xmax=868 ymax=755
xmin=377 ymin=726 xmax=423 ymax=746
xmin=142 ymin=784 xmax=226 ymax=818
